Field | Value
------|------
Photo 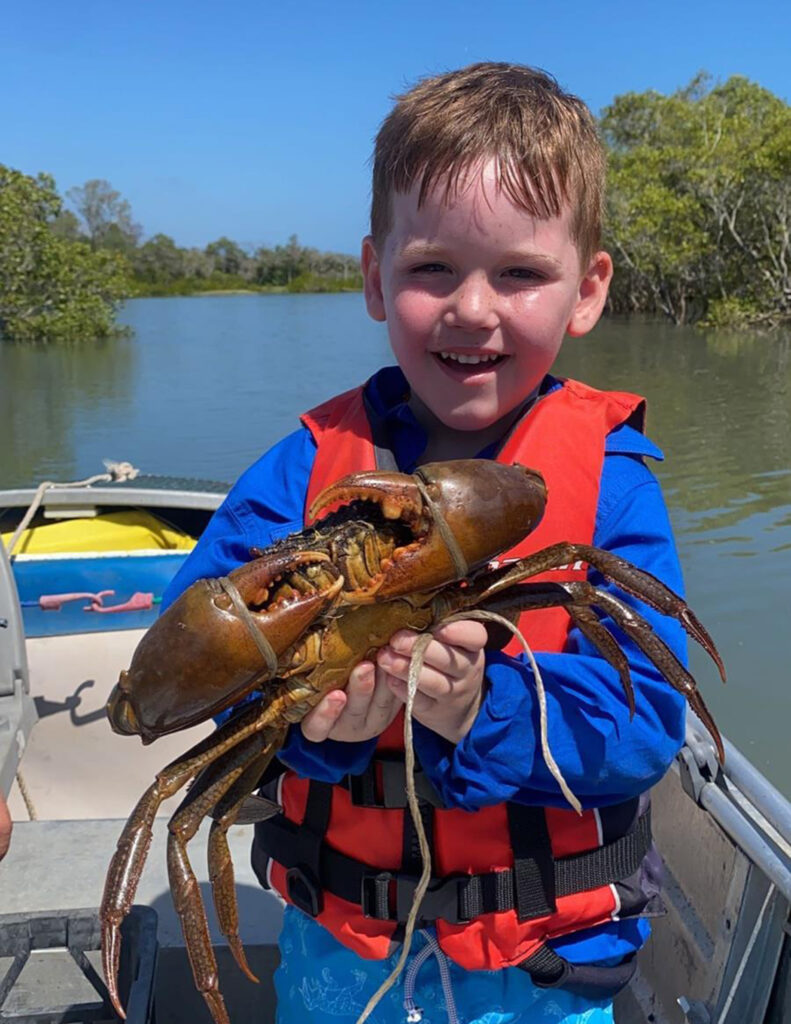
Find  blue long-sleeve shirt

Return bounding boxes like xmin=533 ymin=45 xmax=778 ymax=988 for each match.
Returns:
xmin=163 ymin=367 xmax=688 ymax=965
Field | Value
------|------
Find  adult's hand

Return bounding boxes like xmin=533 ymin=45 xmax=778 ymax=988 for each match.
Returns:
xmin=0 ymin=793 xmax=12 ymax=860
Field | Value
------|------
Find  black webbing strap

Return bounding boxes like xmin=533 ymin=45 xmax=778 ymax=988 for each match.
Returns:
xmin=342 ymin=757 xmax=446 ymax=809
xmin=507 ymin=803 xmax=556 ymax=920
xmin=282 ymin=780 xmax=333 ymax=918
xmin=255 ymin=806 xmax=652 ymax=926
xmin=518 ymin=944 xmax=637 ymax=999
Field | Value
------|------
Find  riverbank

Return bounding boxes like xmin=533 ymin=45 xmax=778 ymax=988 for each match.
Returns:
xmin=129 ymin=273 xmax=363 ymax=298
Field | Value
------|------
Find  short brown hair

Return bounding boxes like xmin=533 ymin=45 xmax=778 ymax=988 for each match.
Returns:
xmin=371 ymin=62 xmax=605 ymax=266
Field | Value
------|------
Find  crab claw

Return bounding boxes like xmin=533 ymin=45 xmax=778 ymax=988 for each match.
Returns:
xmin=310 ymin=460 xmax=547 ymax=601
xmin=106 ymin=550 xmax=342 ymax=742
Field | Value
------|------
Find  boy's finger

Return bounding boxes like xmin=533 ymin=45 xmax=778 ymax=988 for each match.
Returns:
xmin=378 ymin=650 xmax=455 ymax=697
xmin=300 ymin=691 xmax=347 ymax=742
xmin=430 ymin=620 xmax=489 ymax=652
xmin=380 ymin=639 xmax=478 ymax=681
xmin=365 ymin=669 xmax=400 ymax=729
xmin=341 ymin=662 xmax=377 ymax=722
xmin=386 ymin=675 xmax=435 ymax=715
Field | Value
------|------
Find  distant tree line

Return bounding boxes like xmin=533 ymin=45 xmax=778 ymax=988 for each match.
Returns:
xmin=2 ymin=72 xmax=790 ymax=340
xmin=130 ymin=232 xmax=362 ymax=295
xmin=0 ymin=174 xmax=362 ymax=340
xmin=52 ymin=180 xmax=363 ymax=297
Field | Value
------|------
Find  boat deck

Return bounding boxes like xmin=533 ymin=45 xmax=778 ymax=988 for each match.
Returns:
xmin=7 ymin=630 xmax=213 ymax=822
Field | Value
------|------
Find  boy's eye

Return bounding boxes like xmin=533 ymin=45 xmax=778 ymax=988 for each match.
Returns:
xmin=504 ymin=267 xmax=543 ymax=281
xmin=411 ymin=262 xmax=449 ymax=274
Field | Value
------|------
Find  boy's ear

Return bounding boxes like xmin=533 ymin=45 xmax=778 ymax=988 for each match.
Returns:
xmin=361 ymin=236 xmax=386 ymax=322
xmin=566 ymin=251 xmax=613 ymax=337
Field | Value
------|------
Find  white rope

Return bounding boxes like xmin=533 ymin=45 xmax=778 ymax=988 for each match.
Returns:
xmin=15 ymin=769 xmax=37 ymax=821
xmin=356 ymin=631 xmax=435 ymax=1024
xmin=354 ymin=610 xmax=581 ymax=1024
xmin=5 ymin=461 xmax=139 ymax=558
xmin=446 ymin=610 xmax=581 ymax=815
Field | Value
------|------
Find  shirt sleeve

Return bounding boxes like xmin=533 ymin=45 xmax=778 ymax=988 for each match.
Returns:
xmin=414 ymin=446 xmax=690 ymax=811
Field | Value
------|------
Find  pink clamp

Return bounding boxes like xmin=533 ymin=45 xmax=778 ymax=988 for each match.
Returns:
xmin=39 ymin=590 xmax=115 ymax=611
xmin=85 ymin=592 xmax=154 ymax=614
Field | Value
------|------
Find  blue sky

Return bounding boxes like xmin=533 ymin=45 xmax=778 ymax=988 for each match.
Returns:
xmin=3 ymin=0 xmax=789 ymax=255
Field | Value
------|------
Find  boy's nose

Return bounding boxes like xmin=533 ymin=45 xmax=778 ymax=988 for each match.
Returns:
xmin=444 ymin=276 xmax=498 ymax=331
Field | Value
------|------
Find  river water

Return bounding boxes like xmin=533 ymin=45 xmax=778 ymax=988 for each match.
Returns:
xmin=3 ymin=295 xmax=790 ymax=795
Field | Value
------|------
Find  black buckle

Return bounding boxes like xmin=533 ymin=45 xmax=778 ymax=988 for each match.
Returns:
xmin=361 ymin=871 xmax=472 ymax=925
xmin=361 ymin=871 xmax=393 ymax=919
xmin=348 ymin=769 xmax=379 ymax=808
xmin=286 ymin=866 xmax=323 ymax=918
xmin=347 ymin=759 xmax=445 ymax=809
xmin=347 ymin=762 xmax=408 ymax=808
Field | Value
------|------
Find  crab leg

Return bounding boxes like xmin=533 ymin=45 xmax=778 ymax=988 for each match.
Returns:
xmin=473 ymin=542 xmax=726 ymax=683
xmin=567 ymin=604 xmax=635 ymax=717
xmin=101 ymin=699 xmax=286 ymax=1018
xmin=470 ymin=583 xmax=635 ymax=715
xmin=207 ymin=749 xmax=282 ymax=983
xmin=166 ymin=729 xmax=284 ymax=1024
xmin=479 ymin=579 xmax=724 ymax=762
xmin=563 ymin=581 xmax=725 ymax=763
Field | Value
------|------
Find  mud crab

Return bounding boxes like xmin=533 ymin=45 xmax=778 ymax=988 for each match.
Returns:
xmin=101 ymin=459 xmax=725 ymax=1024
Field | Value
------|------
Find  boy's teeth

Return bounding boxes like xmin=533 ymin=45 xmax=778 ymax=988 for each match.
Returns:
xmin=440 ymin=352 xmax=499 ymax=365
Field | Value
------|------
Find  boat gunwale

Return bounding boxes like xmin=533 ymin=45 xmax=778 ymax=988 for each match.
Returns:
xmin=0 ymin=485 xmax=227 ymax=513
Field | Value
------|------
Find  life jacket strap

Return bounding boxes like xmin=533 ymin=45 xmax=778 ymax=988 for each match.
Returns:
xmin=281 ymin=779 xmax=333 ymax=919
xmin=254 ymin=789 xmax=652 ymax=927
xmin=340 ymin=756 xmax=446 ymax=809
xmin=507 ymin=802 xmax=556 ymax=920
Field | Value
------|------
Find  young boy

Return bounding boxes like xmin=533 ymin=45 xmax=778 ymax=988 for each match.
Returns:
xmin=164 ymin=63 xmax=687 ymax=1024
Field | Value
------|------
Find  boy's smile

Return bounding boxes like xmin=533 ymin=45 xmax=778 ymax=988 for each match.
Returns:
xmin=362 ymin=160 xmax=611 ymax=442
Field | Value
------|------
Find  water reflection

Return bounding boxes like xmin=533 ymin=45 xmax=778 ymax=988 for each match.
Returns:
xmin=555 ymin=320 xmax=791 ymax=791
xmin=555 ymin=321 xmax=791 ymax=530
xmin=2 ymin=334 xmax=137 ymax=487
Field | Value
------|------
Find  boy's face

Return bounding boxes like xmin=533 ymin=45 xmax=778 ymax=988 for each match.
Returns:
xmin=362 ymin=160 xmax=612 ymax=435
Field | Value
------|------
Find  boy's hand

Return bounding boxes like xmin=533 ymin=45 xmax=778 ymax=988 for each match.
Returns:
xmin=300 ymin=660 xmax=401 ymax=743
xmin=300 ymin=620 xmax=488 ymax=746
xmin=377 ymin=621 xmax=488 ymax=744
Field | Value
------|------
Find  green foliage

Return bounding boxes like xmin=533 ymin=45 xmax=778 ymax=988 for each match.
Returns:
xmin=129 ymin=273 xmax=262 ymax=297
xmin=287 ymin=271 xmax=364 ymax=293
xmin=602 ymin=74 xmax=791 ymax=325
xmin=0 ymin=166 xmax=132 ymax=342
xmin=701 ymin=296 xmax=764 ymax=328
xmin=130 ymin=231 xmax=362 ymax=296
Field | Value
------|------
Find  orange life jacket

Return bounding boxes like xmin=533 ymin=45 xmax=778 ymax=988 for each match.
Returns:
xmin=253 ymin=377 xmax=657 ymax=995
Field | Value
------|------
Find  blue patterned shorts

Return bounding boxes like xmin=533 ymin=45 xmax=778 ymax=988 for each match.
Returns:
xmin=274 ymin=906 xmax=614 ymax=1024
